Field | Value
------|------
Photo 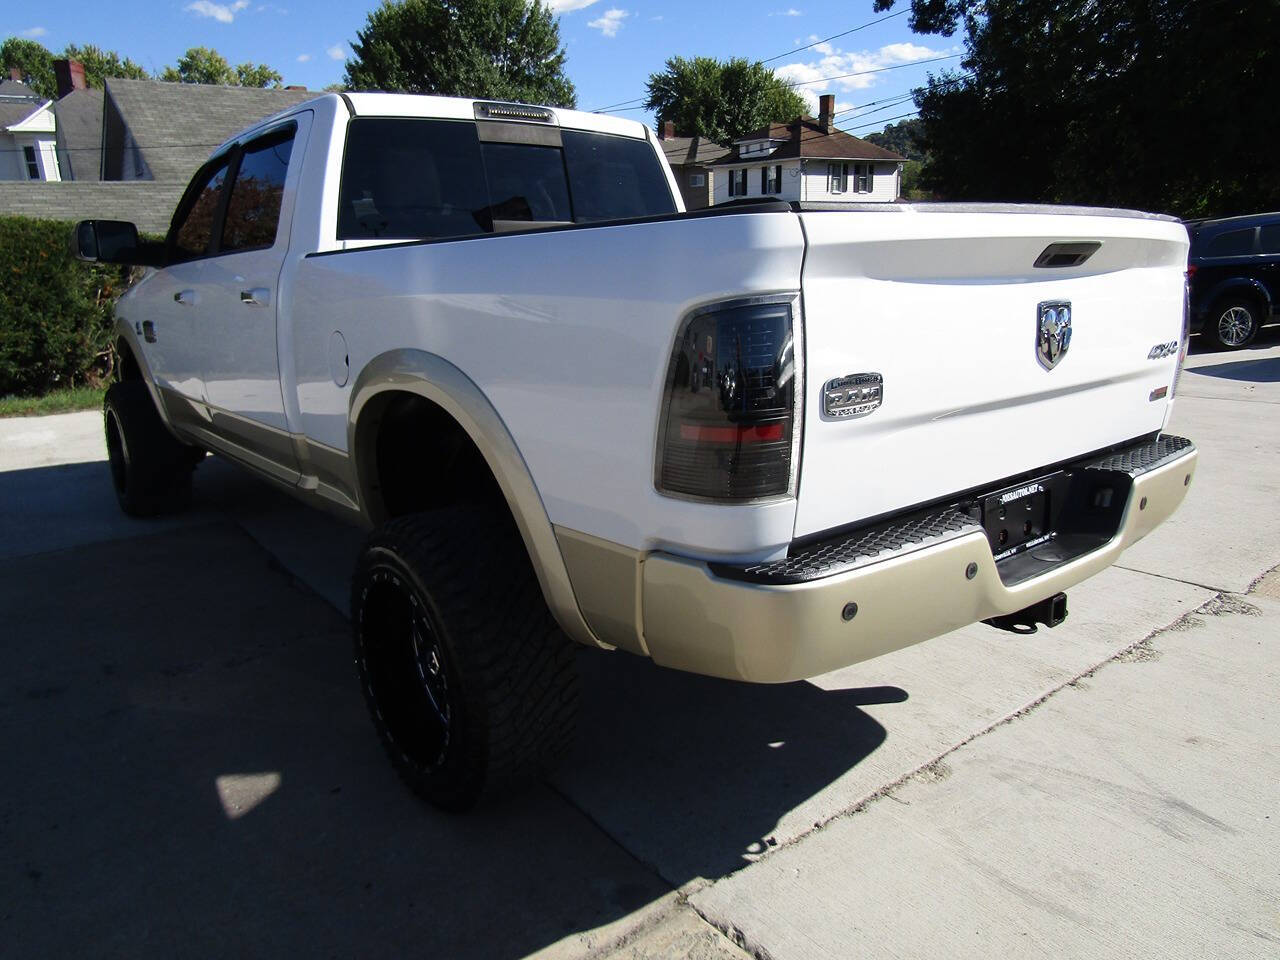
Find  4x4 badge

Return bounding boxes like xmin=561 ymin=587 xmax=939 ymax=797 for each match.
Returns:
xmin=1037 ymin=300 xmax=1072 ymax=370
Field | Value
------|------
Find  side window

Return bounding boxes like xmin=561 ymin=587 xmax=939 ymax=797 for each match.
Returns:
xmin=171 ymin=156 xmax=231 ymax=262
xmin=338 ymin=118 xmax=490 ymax=240
xmin=1259 ymin=223 xmax=1280 ymax=255
xmin=561 ymin=130 xmax=675 ymax=222
xmin=1206 ymin=228 xmax=1256 ymax=258
xmin=222 ymin=125 xmax=296 ymax=253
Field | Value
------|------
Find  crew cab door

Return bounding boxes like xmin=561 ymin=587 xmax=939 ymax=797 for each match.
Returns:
xmin=139 ymin=154 xmax=234 ymax=431
xmin=196 ymin=117 xmax=309 ymax=484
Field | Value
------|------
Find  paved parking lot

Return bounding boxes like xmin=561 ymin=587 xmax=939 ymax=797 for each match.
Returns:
xmin=2 ymin=335 xmax=1278 ymax=958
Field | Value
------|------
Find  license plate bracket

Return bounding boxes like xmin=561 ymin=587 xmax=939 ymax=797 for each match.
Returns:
xmin=982 ymin=472 xmax=1067 ymax=562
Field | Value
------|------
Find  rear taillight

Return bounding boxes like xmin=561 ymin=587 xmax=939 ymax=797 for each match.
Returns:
xmin=655 ymin=296 xmax=802 ymax=501
xmin=1172 ymin=275 xmax=1191 ymax=397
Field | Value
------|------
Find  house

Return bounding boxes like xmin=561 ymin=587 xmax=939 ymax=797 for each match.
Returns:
xmin=657 ymin=122 xmax=730 ymax=210
xmin=0 ymin=68 xmax=314 ymax=232
xmin=51 ymin=60 xmax=104 ymax=182
xmin=0 ymin=73 xmax=60 ymax=181
xmin=98 ymin=77 xmax=314 ymax=184
xmin=712 ymin=95 xmax=906 ymax=205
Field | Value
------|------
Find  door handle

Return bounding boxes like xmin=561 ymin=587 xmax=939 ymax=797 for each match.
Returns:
xmin=240 ymin=287 xmax=271 ymax=307
xmin=173 ymin=290 xmax=198 ymax=306
xmin=141 ymin=320 xmax=157 ymax=343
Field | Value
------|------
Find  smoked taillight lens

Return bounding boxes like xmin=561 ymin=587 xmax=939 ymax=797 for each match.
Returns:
xmin=1173 ymin=275 xmax=1191 ymax=397
xmin=655 ymin=297 xmax=801 ymax=501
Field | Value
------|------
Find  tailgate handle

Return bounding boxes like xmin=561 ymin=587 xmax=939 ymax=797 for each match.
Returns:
xmin=1034 ymin=242 xmax=1101 ymax=268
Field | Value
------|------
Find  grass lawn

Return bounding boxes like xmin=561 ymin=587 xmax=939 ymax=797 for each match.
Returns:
xmin=0 ymin=385 xmax=105 ymax=418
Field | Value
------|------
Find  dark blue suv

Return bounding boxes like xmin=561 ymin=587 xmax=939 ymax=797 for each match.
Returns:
xmin=1186 ymin=212 xmax=1280 ymax=349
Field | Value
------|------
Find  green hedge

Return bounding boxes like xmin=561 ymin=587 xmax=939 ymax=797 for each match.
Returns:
xmin=0 ymin=215 xmax=127 ymax=397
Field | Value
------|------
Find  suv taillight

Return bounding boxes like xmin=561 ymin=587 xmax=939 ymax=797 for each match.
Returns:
xmin=655 ymin=296 xmax=801 ymax=501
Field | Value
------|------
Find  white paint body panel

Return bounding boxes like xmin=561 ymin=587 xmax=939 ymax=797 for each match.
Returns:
xmin=794 ymin=210 xmax=1189 ymax=537
xmin=291 ymin=212 xmax=806 ymax=560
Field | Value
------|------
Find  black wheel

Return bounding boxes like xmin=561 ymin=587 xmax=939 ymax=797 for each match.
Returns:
xmin=1205 ymin=297 xmax=1259 ymax=350
xmin=103 ymin=381 xmax=203 ymax=516
xmin=352 ymin=508 xmax=579 ymax=811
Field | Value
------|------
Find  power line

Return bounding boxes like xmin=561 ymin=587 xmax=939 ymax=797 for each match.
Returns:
xmin=589 ymin=8 xmax=913 ymax=113
xmin=840 ymin=109 xmax=921 ymax=133
xmin=788 ymin=53 xmax=961 ymax=87
xmin=759 ymin=9 xmax=909 ymax=64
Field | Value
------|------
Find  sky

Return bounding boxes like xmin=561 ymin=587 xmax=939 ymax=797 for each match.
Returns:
xmin=3 ymin=0 xmax=962 ymax=136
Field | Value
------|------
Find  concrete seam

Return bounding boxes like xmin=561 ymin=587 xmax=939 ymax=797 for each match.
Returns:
xmin=1112 ymin=563 xmax=1230 ymax=593
xmin=745 ymin=578 xmax=1264 ymax=865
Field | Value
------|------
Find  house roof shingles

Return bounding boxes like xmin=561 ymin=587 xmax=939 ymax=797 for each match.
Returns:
xmin=716 ymin=116 xmax=906 ymax=165
xmin=0 ymin=181 xmax=186 ymax=233
xmin=0 ymin=79 xmax=43 ymax=102
xmin=53 ymin=88 xmax=104 ymax=181
xmin=104 ymin=78 xmax=315 ymax=182
xmin=660 ymin=135 xmax=731 ymax=167
xmin=0 ymin=100 xmax=43 ymax=129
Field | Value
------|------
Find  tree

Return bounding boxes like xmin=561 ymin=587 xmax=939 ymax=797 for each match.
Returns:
xmin=344 ymin=0 xmax=576 ymax=108
xmin=1 ymin=37 xmax=55 ymax=98
xmin=644 ymin=56 xmax=807 ymax=144
xmin=159 ymin=47 xmax=282 ymax=87
xmin=865 ymin=117 xmax=925 ymax=163
xmin=63 ymin=44 xmax=150 ymax=88
xmin=874 ymin=0 xmax=1280 ymax=218
xmin=235 ymin=62 xmax=284 ymax=88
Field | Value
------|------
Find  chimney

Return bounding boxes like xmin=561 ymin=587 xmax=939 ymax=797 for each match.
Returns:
xmin=660 ymin=120 xmax=675 ymax=140
xmin=9 ymin=67 xmax=22 ymax=83
xmin=819 ymin=94 xmax=835 ymax=133
xmin=53 ymin=60 xmax=86 ymax=99
xmin=285 ymin=84 xmax=307 ymax=91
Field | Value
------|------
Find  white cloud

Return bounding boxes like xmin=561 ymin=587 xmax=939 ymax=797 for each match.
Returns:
xmin=296 ymin=53 xmax=311 ymax=62
xmin=587 ymin=7 xmax=627 ymax=36
xmin=326 ymin=44 xmax=346 ymax=61
xmin=773 ymin=40 xmax=951 ymax=108
xmin=546 ymin=0 xmax=600 ymax=10
xmin=769 ymin=8 xmax=803 ymax=15
xmin=185 ymin=0 xmax=250 ymax=23
xmin=21 ymin=26 xmax=48 ymax=38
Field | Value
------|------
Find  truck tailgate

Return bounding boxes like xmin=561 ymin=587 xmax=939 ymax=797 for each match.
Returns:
xmin=795 ymin=207 xmax=1189 ymax=539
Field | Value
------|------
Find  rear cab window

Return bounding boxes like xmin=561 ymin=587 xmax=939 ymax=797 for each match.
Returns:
xmin=337 ymin=117 xmax=675 ymax=241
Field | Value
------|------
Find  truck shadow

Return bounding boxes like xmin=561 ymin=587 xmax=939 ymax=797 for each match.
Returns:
xmin=0 ymin=460 xmax=896 ymax=958
xmin=1183 ymin=355 xmax=1280 ymax=383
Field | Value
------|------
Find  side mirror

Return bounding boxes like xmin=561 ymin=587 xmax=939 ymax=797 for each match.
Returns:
xmin=71 ymin=220 xmax=164 ymax=267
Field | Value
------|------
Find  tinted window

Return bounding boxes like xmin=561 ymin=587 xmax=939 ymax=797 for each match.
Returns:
xmin=222 ymin=126 xmax=295 ymax=252
xmin=1205 ymin=228 xmax=1256 ymax=258
xmin=561 ymin=130 xmax=675 ymax=222
xmin=1260 ymin=223 xmax=1280 ymax=255
xmin=480 ymin=141 xmax=573 ymax=223
xmin=172 ymin=157 xmax=231 ymax=261
xmin=337 ymin=119 xmax=675 ymax=241
xmin=338 ymin=118 xmax=490 ymax=240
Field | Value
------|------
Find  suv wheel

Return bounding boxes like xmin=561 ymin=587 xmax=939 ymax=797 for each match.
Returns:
xmin=103 ymin=381 xmax=204 ymax=516
xmin=1207 ymin=298 xmax=1259 ymax=350
xmin=351 ymin=508 xmax=578 ymax=811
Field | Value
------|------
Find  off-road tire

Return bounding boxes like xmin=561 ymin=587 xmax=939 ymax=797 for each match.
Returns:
xmin=351 ymin=508 xmax=579 ymax=812
xmin=103 ymin=381 xmax=203 ymax=516
xmin=1205 ymin=296 xmax=1260 ymax=350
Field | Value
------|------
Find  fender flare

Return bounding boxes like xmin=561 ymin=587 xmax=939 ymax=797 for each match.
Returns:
xmin=347 ymin=349 xmax=607 ymax=650
xmin=112 ymin=316 xmax=186 ymax=440
xmin=1198 ymin=276 xmax=1272 ymax=320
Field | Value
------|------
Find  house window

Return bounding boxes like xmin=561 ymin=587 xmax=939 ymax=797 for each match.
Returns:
xmin=727 ymin=168 xmax=748 ymax=197
xmin=761 ymin=164 xmax=782 ymax=195
xmin=23 ymin=146 xmax=40 ymax=180
xmin=829 ymin=162 xmax=875 ymax=195
xmin=828 ymin=162 xmax=846 ymax=194
xmin=688 ymin=173 xmax=706 ymax=188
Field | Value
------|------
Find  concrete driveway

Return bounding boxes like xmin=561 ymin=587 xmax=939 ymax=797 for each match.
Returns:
xmin=2 ymin=335 xmax=1278 ymax=958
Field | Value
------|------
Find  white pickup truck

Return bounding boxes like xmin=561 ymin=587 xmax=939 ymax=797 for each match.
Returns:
xmin=76 ymin=92 xmax=1197 ymax=810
